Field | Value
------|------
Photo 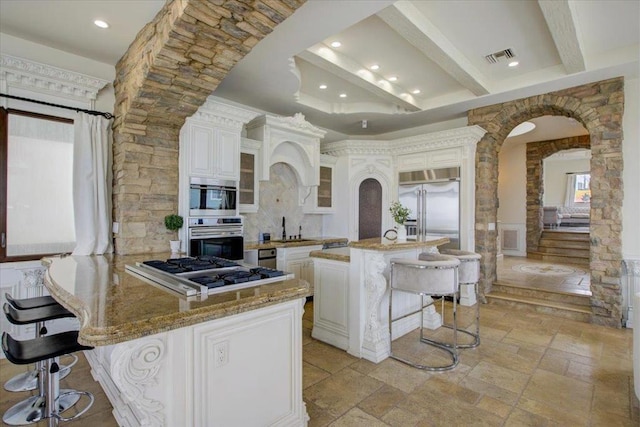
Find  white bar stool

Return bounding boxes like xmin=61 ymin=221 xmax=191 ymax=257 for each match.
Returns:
xmin=389 ymin=254 xmax=460 ymax=371
xmin=439 ymin=249 xmax=481 ymax=348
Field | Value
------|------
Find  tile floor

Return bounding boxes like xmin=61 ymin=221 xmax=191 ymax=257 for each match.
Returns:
xmin=2 ymin=300 xmax=637 ymax=426
xmin=496 ymin=255 xmax=591 ymax=296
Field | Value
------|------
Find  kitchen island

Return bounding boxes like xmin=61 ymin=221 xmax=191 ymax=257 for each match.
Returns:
xmin=42 ymin=253 xmax=310 ymax=427
xmin=310 ymin=236 xmax=450 ymax=363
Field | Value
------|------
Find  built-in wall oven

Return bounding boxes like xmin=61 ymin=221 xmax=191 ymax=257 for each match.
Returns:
xmin=189 ymin=177 xmax=238 ymax=217
xmin=188 ymin=217 xmax=244 ymax=260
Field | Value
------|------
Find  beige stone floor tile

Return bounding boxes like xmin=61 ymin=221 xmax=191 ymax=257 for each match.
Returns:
xmin=538 ymin=351 xmax=570 ymax=375
xmin=306 ymin=400 xmax=337 ymax=427
xmin=303 ymin=340 xmax=359 ymax=374
xmin=504 ymin=407 xmax=551 ymax=426
xmin=475 ymin=395 xmax=513 ymax=419
xmin=357 ymin=384 xmax=407 ymax=419
xmin=399 ymin=388 xmax=504 ymax=427
xmin=478 ymin=325 xmax=511 ymax=342
xmin=459 ymin=375 xmax=520 ymax=406
xmin=348 ymin=358 xmax=379 ymax=376
xmin=591 ymin=381 xmax=634 ymax=419
xmin=412 ymin=376 xmax=481 ymax=406
xmin=517 ymin=397 xmax=591 ymax=426
xmin=304 ymin=361 xmax=331 ymax=389
xmin=467 ymin=360 xmax=531 ymax=394
xmin=550 ymin=333 xmax=604 ymax=359
xmin=381 ymin=406 xmax=422 ymax=427
xmin=367 ymin=358 xmax=431 ymax=393
xmin=589 ymin=411 xmax=638 ymax=427
xmin=304 ymin=367 xmax=384 ymax=418
xmin=328 ymin=407 xmax=389 ymax=427
xmin=519 ymin=369 xmax=593 ymax=424
xmin=504 ymin=327 xmax=555 ymax=347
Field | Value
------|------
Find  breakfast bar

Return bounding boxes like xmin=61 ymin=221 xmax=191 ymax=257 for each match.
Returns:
xmin=310 ymin=236 xmax=450 ymax=363
xmin=42 ymin=253 xmax=310 ymax=427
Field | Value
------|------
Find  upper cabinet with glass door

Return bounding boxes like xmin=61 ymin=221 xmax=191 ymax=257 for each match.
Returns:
xmin=304 ymin=154 xmax=337 ymax=213
xmin=239 ymin=138 xmax=261 ymax=213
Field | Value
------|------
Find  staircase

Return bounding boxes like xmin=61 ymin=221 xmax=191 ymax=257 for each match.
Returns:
xmin=527 ymin=230 xmax=590 ymax=266
xmin=486 ymin=281 xmax=592 ymax=323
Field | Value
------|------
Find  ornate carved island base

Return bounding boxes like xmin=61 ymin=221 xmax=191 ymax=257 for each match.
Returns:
xmin=43 ymin=254 xmax=310 ymax=427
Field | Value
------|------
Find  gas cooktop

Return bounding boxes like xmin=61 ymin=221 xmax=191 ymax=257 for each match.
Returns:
xmin=125 ymin=256 xmax=292 ymax=297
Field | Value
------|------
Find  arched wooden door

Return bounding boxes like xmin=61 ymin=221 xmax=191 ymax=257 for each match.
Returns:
xmin=358 ymin=178 xmax=382 ymax=240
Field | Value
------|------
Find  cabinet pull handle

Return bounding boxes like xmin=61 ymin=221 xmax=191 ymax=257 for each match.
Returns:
xmin=1 ymin=232 xmax=5 ymax=248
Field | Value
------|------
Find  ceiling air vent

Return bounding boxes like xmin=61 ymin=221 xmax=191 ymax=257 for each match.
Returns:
xmin=485 ymin=48 xmax=515 ymax=64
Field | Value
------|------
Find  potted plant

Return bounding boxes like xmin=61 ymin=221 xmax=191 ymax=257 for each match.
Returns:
xmin=389 ymin=201 xmax=410 ymax=240
xmin=164 ymin=214 xmax=184 ymax=253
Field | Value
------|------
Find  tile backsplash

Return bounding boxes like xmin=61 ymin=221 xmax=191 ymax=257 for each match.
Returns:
xmin=243 ymin=162 xmax=322 ymax=242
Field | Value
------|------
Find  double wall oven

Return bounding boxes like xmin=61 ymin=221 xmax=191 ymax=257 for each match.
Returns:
xmin=188 ymin=217 xmax=244 ymax=260
xmin=188 ymin=177 xmax=243 ymax=260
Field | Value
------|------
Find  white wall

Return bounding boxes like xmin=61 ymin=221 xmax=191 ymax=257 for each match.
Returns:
xmin=0 ymin=33 xmax=115 ymax=112
xmin=622 ymin=77 xmax=640 ymax=259
xmin=497 ymin=141 xmax=527 ymax=224
xmin=543 ymin=157 xmax=591 ymax=206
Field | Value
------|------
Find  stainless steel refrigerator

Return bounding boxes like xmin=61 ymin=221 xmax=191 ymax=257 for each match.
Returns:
xmin=398 ymin=167 xmax=460 ymax=250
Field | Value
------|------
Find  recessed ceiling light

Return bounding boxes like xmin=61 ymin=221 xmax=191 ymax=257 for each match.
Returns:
xmin=412 ymin=89 xmax=421 ymax=94
xmin=94 ymin=19 xmax=109 ymax=29
xmin=331 ymin=41 xmax=342 ymax=48
xmin=388 ymin=76 xmax=398 ymax=82
xmin=370 ymin=64 xmax=380 ymax=70
xmin=319 ymin=84 xmax=327 ymax=90
xmin=339 ymin=93 xmax=347 ymax=98
xmin=508 ymin=61 xmax=519 ymax=67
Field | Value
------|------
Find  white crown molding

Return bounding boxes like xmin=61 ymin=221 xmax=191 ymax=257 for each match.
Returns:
xmin=192 ymin=96 xmax=261 ymax=130
xmin=0 ymin=54 xmax=109 ymax=101
xmin=388 ymin=125 xmax=487 ymax=154
xmin=321 ymin=125 xmax=486 ymax=156
xmin=247 ymin=113 xmax=327 ymax=139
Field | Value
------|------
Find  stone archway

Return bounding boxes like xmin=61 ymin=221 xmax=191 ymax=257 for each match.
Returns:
xmin=469 ymin=77 xmax=624 ymax=327
xmin=111 ymin=0 xmax=305 ymax=254
xmin=526 ymin=135 xmax=590 ymax=252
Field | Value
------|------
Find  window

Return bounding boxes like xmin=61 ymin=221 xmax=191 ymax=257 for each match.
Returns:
xmin=1 ymin=108 xmax=75 ymax=262
xmin=572 ymin=173 xmax=591 ymax=204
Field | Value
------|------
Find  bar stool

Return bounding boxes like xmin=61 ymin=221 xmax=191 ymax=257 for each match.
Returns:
xmin=2 ymin=303 xmax=84 ymax=426
xmin=2 ymin=330 xmax=94 ymax=426
xmin=440 ymin=249 xmax=481 ymax=348
xmin=4 ymin=294 xmax=78 ymax=393
xmin=389 ymin=254 xmax=460 ymax=371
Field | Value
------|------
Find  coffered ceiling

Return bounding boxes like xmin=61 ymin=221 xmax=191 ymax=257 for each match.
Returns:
xmin=1 ymin=0 xmax=638 ymax=142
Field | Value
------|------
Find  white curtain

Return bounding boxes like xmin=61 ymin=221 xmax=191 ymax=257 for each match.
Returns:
xmin=564 ymin=173 xmax=577 ymax=207
xmin=72 ymin=112 xmax=113 ymax=255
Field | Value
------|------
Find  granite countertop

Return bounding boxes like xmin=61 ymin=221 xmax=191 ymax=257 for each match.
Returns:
xmin=348 ymin=235 xmax=449 ymax=251
xmin=309 ymin=247 xmax=350 ymax=262
xmin=244 ymin=237 xmax=347 ymax=250
xmin=42 ymin=253 xmax=309 ymax=347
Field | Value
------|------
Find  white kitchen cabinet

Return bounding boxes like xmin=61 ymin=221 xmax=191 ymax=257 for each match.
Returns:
xmin=239 ymin=138 xmax=261 ymax=213
xmin=182 ymin=119 xmax=240 ymax=181
xmin=85 ymin=299 xmax=308 ymax=427
xmin=304 ymin=154 xmax=337 ymax=214
xmin=312 ymin=254 xmax=350 ymax=350
xmin=277 ymin=245 xmax=322 ymax=294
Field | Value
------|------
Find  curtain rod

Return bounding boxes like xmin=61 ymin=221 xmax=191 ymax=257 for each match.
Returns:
xmin=0 ymin=93 xmax=114 ymax=119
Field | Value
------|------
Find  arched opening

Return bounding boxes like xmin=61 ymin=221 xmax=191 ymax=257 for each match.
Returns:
xmin=469 ymin=77 xmax=624 ymax=327
xmin=358 ymin=178 xmax=382 ymax=240
xmin=497 ymin=117 xmax=591 ymax=297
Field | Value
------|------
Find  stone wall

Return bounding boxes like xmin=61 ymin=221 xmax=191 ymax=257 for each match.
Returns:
xmin=468 ymin=77 xmax=625 ymax=327
xmin=526 ymin=135 xmax=591 ymax=252
xmin=112 ymin=0 xmax=304 ymax=254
